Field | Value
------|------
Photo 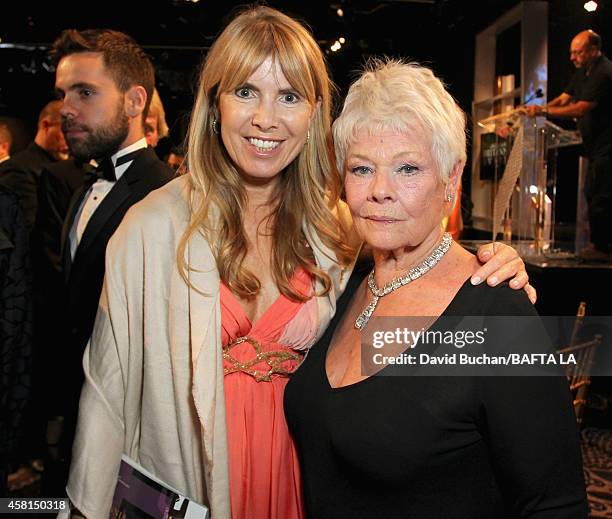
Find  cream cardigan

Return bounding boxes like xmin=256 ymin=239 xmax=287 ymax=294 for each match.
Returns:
xmin=64 ymin=175 xmax=354 ymax=519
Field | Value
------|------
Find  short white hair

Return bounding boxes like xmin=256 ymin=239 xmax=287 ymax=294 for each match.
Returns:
xmin=333 ymin=58 xmax=467 ymax=183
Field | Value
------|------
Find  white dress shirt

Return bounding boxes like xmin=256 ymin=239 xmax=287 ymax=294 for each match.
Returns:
xmin=69 ymin=138 xmax=147 ymax=260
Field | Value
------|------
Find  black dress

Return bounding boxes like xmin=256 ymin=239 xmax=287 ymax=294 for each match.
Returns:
xmin=284 ymin=262 xmax=588 ymax=518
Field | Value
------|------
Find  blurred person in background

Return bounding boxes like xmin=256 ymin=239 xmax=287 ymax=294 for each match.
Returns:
xmin=0 ymin=100 xmax=70 ymax=230
xmin=0 ymin=123 xmax=12 ymax=164
xmin=145 ymin=88 xmax=170 ymax=149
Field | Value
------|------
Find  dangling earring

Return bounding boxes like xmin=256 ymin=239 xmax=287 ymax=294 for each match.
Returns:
xmin=446 ymin=192 xmax=454 ymax=202
xmin=305 ymin=129 xmax=310 ymax=144
xmin=211 ymin=118 xmax=219 ymax=135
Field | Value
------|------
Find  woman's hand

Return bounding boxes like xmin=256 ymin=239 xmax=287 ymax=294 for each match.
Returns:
xmin=471 ymin=242 xmax=536 ymax=304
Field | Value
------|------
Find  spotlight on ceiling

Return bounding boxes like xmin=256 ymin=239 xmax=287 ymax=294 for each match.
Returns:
xmin=337 ymin=8 xmax=344 ymax=17
xmin=584 ymin=1 xmax=598 ymax=12
xmin=339 ymin=37 xmax=346 ymax=44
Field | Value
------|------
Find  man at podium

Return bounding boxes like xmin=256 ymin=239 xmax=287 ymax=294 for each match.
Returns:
xmin=525 ymin=30 xmax=612 ymax=262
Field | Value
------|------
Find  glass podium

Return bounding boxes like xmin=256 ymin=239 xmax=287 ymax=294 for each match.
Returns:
xmin=477 ymin=110 xmax=582 ymax=259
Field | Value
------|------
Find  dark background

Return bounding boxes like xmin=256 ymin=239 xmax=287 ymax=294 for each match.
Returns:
xmin=1 ymin=0 xmax=610 ymax=233
xmin=1 ymin=0 xmax=611 ymax=415
xmin=1 ymin=0 xmax=610 ymax=147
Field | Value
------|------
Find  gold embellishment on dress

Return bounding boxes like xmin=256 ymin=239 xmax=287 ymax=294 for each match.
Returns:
xmin=223 ymin=336 xmax=302 ymax=382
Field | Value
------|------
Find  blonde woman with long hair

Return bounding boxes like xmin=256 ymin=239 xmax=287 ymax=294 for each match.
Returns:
xmin=65 ymin=7 xmax=530 ymax=519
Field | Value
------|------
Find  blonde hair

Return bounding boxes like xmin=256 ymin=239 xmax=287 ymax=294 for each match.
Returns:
xmin=178 ymin=6 xmax=355 ymax=301
xmin=333 ymin=58 xmax=467 ymax=182
xmin=148 ymin=88 xmax=169 ymax=138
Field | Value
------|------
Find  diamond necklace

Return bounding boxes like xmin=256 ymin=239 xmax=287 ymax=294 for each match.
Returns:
xmin=354 ymin=232 xmax=453 ymax=330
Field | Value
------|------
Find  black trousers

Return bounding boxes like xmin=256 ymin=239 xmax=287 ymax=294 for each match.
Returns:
xmin=585 ymin=150 xmax=612 ymax=252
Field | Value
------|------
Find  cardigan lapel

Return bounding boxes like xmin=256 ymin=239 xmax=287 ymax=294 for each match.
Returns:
xmin=186 ymin=186 xmax=221 ymax=373
xmin=186 ymin=224 xmax=231 ymax=516
xmin=187 ymin=228 xmax=220 ymax=373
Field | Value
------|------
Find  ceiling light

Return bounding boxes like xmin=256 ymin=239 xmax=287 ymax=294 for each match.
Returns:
xmin=339 ymin=37 xmax=346 ymax=44
xmin=584 ymin=1 xmax=598 ymax=12
xmin=337 ymin=8 xmax=344 ymax=17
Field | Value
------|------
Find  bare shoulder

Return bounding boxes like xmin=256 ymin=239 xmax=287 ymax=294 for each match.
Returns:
xmin=440 ymin=242 xmax=480 ymax=283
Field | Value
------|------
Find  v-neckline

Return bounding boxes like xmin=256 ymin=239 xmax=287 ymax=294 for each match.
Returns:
xmin=323 ymin=276 xmax=475 ymax=391
xmin=220 ymin=281 xmax=287 ymax=330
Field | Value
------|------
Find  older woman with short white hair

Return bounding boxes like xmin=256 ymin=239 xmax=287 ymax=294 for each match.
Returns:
xmin=284 ymin=59 xmax=588 ymax=518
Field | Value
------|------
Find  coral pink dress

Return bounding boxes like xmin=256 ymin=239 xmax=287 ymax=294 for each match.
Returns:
xmin=221 ymin=268 xmax=318 ymax=519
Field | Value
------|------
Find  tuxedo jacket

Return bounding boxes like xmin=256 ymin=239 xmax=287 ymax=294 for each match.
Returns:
xmin=59 ymin=147 xmax=174 ymax=422
xmin=0 ymin=142 xmax=59 ymax=230
xmin=34 ymin=159 xmax=87 ymax=282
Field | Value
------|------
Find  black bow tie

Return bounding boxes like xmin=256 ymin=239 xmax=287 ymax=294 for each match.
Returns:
xmin=88 ymin=148 xmax=145 ymax=184
xmin=94 ymin=156 xmax=116 ymax=182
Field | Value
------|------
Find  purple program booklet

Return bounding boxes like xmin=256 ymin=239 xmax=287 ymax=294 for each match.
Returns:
xmin=109 ymin=455 xmax=210 ymax=519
